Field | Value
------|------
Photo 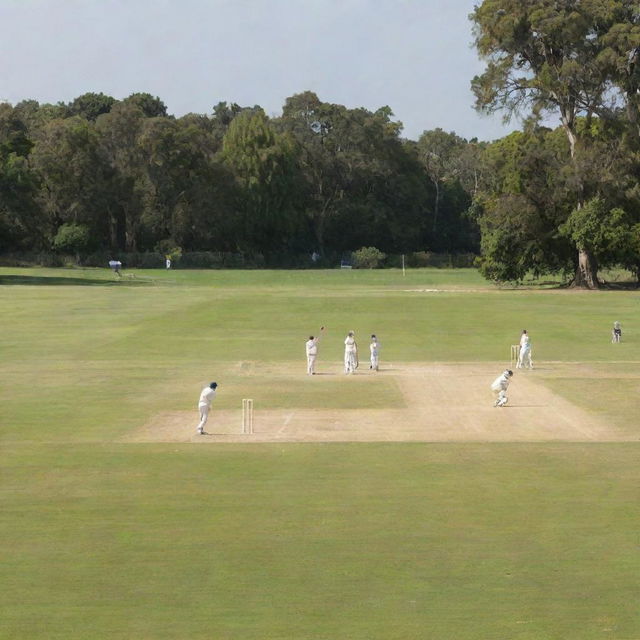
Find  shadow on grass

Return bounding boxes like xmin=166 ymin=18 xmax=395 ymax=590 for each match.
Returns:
xmin=0 ymin=274 xmax=149 ymax=287
xmin=601 ymin=281 xmax=640 ymax=290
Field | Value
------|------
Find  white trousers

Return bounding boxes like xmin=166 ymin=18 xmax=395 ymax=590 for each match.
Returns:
xmin=345 ymin=351 xmax=357 ymax=373
xmin=307 ymin=354 xmax=317 ymax=374
xmin=370 ymin=354 xmax=379 ymax=370
xmin=517 ymin=346 xmax=532 ymax=369
xmin=197 ymin=403 xmax=210 ymax=432
xmin=492 ymin=389 xmax=507 ymax=406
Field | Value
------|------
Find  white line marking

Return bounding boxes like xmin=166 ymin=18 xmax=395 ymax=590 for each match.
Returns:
xmin=278 ymin=412 xmax=294 ymax=434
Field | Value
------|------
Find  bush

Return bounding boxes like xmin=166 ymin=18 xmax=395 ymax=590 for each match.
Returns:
xmin=52 ymin=224 xmax=90 ymax=258
xmin=352 ymin=247 xmax=386 ymax=269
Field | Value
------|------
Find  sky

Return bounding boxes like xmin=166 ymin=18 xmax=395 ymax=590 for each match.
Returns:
xmin=0 ymin=0 xmax=522 ymax=142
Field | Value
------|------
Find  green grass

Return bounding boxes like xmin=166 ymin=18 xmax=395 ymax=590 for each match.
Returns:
xmin=1 ymin=267 xmax=639 ymax=639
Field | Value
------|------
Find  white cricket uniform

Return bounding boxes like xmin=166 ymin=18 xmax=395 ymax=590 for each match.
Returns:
xmin=612 ymin=322 xmax=622 ymax=343
xmin=517 ymin=334 xmax=532 ymax=369
xmin=344 ymin=336 xmax=357 ymax=373
xmin=197 ymin=387 xmax=216 ymax=433
xmin=491 ymin=372 xmax=511 ymax=406
xmin=370 ymin=340 xmax=379 ymax=370
xmin=306 ymin=338 xmax=319 ymax=374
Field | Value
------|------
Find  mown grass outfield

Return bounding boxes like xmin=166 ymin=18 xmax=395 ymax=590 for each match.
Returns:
xmin=1 ymin=267 xmax=639 ymax=639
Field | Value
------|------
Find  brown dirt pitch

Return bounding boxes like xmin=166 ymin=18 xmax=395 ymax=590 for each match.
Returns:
xmin=122 ymin=362 xmax=620 ymax=444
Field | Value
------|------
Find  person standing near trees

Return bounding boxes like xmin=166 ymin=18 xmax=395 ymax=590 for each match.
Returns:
xmin=305 ymin=327 xmax=325 ymax=375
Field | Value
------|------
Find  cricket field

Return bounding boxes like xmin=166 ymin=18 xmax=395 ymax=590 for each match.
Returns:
xmin=1 ymin=267 xmax=639 ymax=639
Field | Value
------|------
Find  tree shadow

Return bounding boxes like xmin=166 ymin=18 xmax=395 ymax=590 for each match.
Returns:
xmin=0 ymin=274 xmax=149 ymax=287
xmin=601 ymin=281 xmax=640 ymax=290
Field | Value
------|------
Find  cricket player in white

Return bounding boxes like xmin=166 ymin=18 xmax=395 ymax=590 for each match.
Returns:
xmin=491 ymin=370 xmax=513 ymax=407
xmin=612 ymin=321 xmax=622 ymax=343
xmin=305 ymin=327 xmax=325 ymax=374
xmin=517 ymin=329 xmax=533 ymax=369
xmin=196 ymin=381 xmax=217 ymax=434
xmin=369 ymin=334 xmax=379 ymax=371
xmin=344 ymin=331 xmax=358 ymax=374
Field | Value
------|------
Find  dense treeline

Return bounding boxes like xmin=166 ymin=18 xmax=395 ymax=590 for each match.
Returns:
xmin=3 ymin=1 xmax=640 ymax=287
xmin=0 ymin=90 xmax=478 ymax=267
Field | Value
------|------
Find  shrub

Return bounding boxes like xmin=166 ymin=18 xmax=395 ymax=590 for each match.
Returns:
xmin=352 ymin=247 xmax=387 ymax=269
xmin=52 ymin=224 xmax=90 ymax=258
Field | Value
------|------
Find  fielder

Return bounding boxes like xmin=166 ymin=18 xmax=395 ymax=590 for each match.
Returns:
xmin=491 ymin=370 xmax=513 ymax=407
xmin=196 ymin=381 xmax=217 ymax=435
xmin=517 ymin=329 xmax=533 ymax=369
xmin=612 ymin=321 xmax=622 ymax=343
xmin=108 ymin=259 xmax=122 ymax=276
xmin=369 ymin=334 xmax=380 ymax=371
xmin=305 ymin=326 xmax=325 ymax=375
xmin=344 ymin=331 xmax=358 ymax=374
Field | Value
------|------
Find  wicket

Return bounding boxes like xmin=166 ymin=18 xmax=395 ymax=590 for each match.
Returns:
xmin=242 ymin=398 xmax=254 ymax=434
xmin=510 ymin=344 xmax=520 ymax=367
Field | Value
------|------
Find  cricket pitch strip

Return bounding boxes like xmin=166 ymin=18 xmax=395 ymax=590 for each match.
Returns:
xmin=123 ymin=362 xmax=624 ymax=444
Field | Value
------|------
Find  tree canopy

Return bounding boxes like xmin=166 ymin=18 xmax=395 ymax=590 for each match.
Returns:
xmin=3 ymin=5 xmax=640 ymax=280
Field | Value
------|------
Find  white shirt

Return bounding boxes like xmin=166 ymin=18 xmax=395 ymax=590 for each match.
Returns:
xmin=520 ymin=334 xmax=530 ymax=349
xmin=344 ymin=336 xmax=356 ymax=352
xmin=198 ymin=387 xmax=216 ymax=407
xmin=370 ymin=341 xmax=379 ymax=356
xmin=306 ymin=338 xmax=318 ymax=356
xmin=491 ymin=373 xmax=511 ymax=392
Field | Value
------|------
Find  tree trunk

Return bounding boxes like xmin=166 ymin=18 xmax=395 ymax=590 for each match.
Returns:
xmin=573 ymin=247 xmax=599 ymax=289
xmin=108 ymin=208 xmax=118 ymax=251
xmin=124 ymin=206 xmax=137 ymax=252
xmin=432 ymin=180 xmax=440 ymax=233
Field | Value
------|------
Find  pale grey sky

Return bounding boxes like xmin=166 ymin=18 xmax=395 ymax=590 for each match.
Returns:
xmin=0 ymin=0 xmax=520 ymax=141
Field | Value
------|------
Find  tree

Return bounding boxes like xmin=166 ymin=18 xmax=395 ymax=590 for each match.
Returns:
xmin=52 ymin=222 xmax=91 ymax=261
xmin=471 ymin=0 xmax=633 ymax=287
xmin=66 ymin=92 xmax=117 ymax=121
xmin=137 ymin=115 xmax=238 ymax=252
xmin=560 ymin=197 xmax=633 ymax=271
xmin=95 ymin=102 xmax=148 ymax=251
xmin=31 ymin=116 xmax=110 ymax=246
xmin=599 ymin=11 xmax=640 ymax=139
xmin=416 ymin=128 xmax=466 ymax=235
xmin=471 ymin=127 xmax=575 ymax=282
xmin=279 ymin=92 xmax=429 ymax=257
xmin=122 ymin=93 xmax=168 ymax=118
xmin=222 ymin=110 xmax=302 ymax=254
xmin=0 ymin=104 xmax=42 ymax=251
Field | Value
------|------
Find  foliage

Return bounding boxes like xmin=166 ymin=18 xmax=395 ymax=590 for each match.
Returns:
xmin=470 ymin=0 xmax=640 ymax=287
xmin=122 ymin=92 xmax=168 ymax=118
xmin=470 ymin=1 xmax=640 ymax=286
xmin=223 ymin=109 xmax=302 ymax=253
xmin=155 ymin=239 xmax=183 ymax=262
xmin=0 ymin=92 xmax=483 ymax=263
xmin=52 ymin=223 xmax=90 ymax=255
xmin=66 ymin=92 xmax=116 ymax=121
xmin=560 ymin=197 xmax=632 ymax=263
xmin=352 ymin=246 xmax=387 ymax=268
